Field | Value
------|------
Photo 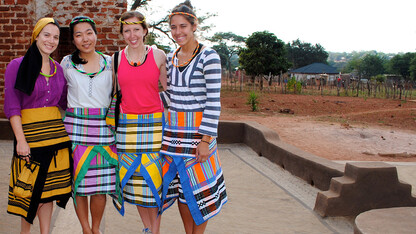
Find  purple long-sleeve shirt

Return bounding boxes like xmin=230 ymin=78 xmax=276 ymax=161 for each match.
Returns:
xmin=4 ymin=57 xmax=67 ymax=119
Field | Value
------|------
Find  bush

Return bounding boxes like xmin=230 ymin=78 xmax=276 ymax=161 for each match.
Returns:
xmin=287 ymin=77 xmax=302 ymax=93
xmin=246 ymin=91 xmax=259 ymax=111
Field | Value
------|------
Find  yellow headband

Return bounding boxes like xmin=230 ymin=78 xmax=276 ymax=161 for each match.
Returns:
xmin=31 ymin=18 xmax=55 ymax=44
xmin=119 ymin=17 xmax=146 ymax=25
xmin=169 ymin=12 xmax=197 ymax=21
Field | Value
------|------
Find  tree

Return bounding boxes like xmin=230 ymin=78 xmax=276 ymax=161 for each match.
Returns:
xmin=343 ymin=55 xmax=363 ymax=77
xmin=361 ymin=54 xmax=386 ymax=79
xmin=239 ymin=31 xmax=290 ymax=77
xmin=409 ymin=56 xmax=416 ymax=81
xmin=212 ymin=43 xmax=230 ymax=70
xmin=209 ymin=32 xmax=245 ymax=74
xmin=130 ymin=0 xmax=150 ymax=10
xmin=145 ymin=32 xmax=171 ymax=53
xmin=387 ymin=52 xmax=416 ymax=81
xmin=329 ymin=50 xmax=396 ymax=72
xmin=286 ymin=39 xmax=329 ymax=69
xmin=130 ymin=0 xmax=217 ymax=49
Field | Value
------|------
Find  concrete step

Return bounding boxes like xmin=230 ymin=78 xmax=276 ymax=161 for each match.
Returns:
xmin=314 ymin=162 xmax=416 ymax=217
xmin=329 ymin=176 xmax=355 ymax=194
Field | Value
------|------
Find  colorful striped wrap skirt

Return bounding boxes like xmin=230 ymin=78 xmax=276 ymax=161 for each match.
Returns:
xmin=63 ymin=108 xmax=119 ymax=199
xmin=112 ymin=112 xmax=164 ymax=215
xmin=7 ymin=107 xmax=72 ymax=224
xmin=160 ymin=111 xmax=227 ymax=225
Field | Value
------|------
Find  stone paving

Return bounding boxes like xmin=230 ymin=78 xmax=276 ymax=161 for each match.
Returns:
xmin=1 ymin=140 xmax=415 ymax=233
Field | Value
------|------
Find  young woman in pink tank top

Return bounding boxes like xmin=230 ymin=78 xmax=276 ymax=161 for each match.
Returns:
xmin=112 ymin=11 xmax=167 ymax=234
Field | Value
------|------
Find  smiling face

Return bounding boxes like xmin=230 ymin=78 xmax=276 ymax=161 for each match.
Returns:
xmin=35 ymin=23 xmax=60 ymax=57
xmin=121 ymin=17 xmax=147 ymax=48
xmin=170 ymin=15 xmax=197 ymax=47
xmin=72 ymin=22 xmax=97 ymax=54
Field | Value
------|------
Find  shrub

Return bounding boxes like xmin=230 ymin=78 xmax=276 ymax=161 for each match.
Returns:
xmin=287 ymin=77 xmax=302 ymax=93
xmin=246 ymin=91 xmax=259 ymax=111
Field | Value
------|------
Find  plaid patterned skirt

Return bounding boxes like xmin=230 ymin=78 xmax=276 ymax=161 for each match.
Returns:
xmin=113 ymin=112 xmax=164 ymax=215
xmin=64 ymin=108 xmax=116 ymax=146
xmin=72 ymin=145 xmax=118 ymax=197
xmin=8 ymin=107 xmax=72 ymax=224
xmin=64 ymin=108 xmax=119 ymax=198
xmin=160 ymin=111 xmax=227 ymax=225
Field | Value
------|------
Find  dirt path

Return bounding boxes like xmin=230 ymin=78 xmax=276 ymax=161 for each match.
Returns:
xmin=220 ymin=113 xmax=416 ymax=162
xmin=220 ymin=90 xmax=416 ymax=162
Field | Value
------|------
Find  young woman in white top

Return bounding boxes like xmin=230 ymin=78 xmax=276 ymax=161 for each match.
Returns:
xmin=61 ymin=16 xmax=118 ymax=234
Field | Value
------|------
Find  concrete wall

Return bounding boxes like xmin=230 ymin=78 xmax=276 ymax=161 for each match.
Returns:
xmin=218 ymin=120 xmax=344 ymax=191
xmin=217 ymin=121 xmax=416 ymax=217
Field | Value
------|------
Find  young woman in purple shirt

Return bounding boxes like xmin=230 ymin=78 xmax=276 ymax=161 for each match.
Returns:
xmin=4 ymin=18 xmax=72 ymax=234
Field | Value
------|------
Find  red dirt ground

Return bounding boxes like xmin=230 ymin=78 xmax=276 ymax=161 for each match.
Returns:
xmin=220 ymin=90 xmax=416 ymax=162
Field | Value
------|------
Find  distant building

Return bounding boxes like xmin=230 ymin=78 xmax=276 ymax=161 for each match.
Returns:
xmin=289 ymin=63 xmax=339 ymax=83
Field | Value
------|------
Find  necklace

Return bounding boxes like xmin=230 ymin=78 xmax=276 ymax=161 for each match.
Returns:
xmin=40 ymin=57 xmax=57 ymax=77
xmin=172 ymin=42 xmax=200 ymax=68
xmin=71 ymin=51 xmax=107 ymax=78
xmin=125 ymin=45 xmax=148 ymax=67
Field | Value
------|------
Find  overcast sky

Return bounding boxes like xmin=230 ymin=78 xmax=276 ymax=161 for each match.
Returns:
xmin=139 ymin=0 xmax=416 ymax=53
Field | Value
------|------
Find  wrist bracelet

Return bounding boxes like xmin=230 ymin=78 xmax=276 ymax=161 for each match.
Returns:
xmin=201 ymin=139 xmax=210 ymax=144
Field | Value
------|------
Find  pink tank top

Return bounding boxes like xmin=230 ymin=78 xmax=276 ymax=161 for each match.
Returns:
xmin=118 ymin=47 xmax=163 ymax=114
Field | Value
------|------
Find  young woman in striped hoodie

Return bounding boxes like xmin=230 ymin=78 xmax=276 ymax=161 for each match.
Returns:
xmin=160 ymin=1 xmax=228 ymax=233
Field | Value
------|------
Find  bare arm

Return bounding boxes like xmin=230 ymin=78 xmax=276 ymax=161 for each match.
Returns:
xmin=159 ymin=58 xmax=167 ymax=91
xmin=111 ymin=54 xmax=116 ymax=95
xmin=154 ymin=48 xmax=167 ymax=91
xmin=10 ymin=115 xmax=30 ymax=162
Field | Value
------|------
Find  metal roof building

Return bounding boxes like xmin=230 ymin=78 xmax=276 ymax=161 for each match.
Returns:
xmin=289 ymin=63 xmax=339 ymax=81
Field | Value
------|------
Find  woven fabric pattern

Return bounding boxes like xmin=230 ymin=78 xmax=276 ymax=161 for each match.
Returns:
xmin=113 ymin=112 xmax=164 ymax=214
xmin=72 ymin=145 xmax=118 ymax=197
xmin=8 ymin=107 xmax=72 ymax=224
xmin=64 ymin=108 xmax=116 ymax=146
xmin=161 ymin=111 xmax=227 ymax=225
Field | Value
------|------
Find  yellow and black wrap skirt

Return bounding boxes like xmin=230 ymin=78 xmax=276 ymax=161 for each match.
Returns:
xmin=7 ymin=107 xmax=72 ymax=224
